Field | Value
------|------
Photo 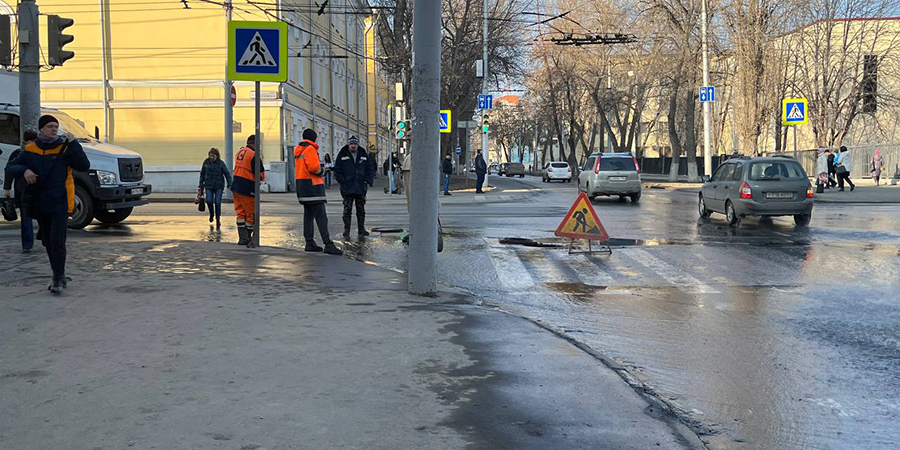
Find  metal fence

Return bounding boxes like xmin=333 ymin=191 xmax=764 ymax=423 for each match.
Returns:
xmin=763 ymin=144 xmax=900 ymax=180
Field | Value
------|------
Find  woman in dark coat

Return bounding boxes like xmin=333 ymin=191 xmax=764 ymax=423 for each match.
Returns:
xmin=199 ymin=147 xmax=232 ymax=227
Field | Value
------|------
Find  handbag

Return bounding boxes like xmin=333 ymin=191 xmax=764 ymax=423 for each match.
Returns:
xmin=835 ymin=164 xmax=848 ymax=175
xmin=1 ymin=198 xmax=17 ymax=221
xmin=195 ymin=188 xmax=206 ymax=212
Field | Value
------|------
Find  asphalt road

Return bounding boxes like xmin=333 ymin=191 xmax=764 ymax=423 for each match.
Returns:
xmin=7 ymin=175 xmax=898 ymax=449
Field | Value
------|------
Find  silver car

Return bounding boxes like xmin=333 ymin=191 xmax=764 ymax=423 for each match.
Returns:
xmin=699 ymin=156 xmax=814 ymax=226
xmin=578 ymin=152 xmax=642 ymax=202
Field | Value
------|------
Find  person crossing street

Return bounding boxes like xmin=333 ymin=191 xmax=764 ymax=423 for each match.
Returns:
xmin=294 ymin=129 xmax=341 ymax=255
xmin=232 ymin=135 xmax=265 ymax=246
xmin=333 ymin=136 xmax=374 ymax=238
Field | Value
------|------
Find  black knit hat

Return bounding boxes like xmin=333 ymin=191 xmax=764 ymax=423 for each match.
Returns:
xmin=303 ymin=128 xmax=317 ymax=142
xmin=39 ymin=115 xmax=59 ymax=130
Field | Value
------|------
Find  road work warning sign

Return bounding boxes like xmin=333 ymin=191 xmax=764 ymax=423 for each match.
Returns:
xmin=555 ymin=192 xmax=609 ymax=241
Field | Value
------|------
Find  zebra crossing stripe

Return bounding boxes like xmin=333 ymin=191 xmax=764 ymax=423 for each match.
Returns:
xmin=520 ymin=249 xmax=570 ymax=281
xmin=487 ymin=245 xmax=536 ymax=291
xmin=565 ymin=254 xmax=616 ymax=286
xmin=623 ymin=249 xmax=720 ymax=294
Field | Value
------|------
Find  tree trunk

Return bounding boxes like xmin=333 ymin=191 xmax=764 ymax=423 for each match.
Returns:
xmin=684 ymin=87 xmax=699 ymax=182
xmin=668 ymin=89 xmax=682 ymax=181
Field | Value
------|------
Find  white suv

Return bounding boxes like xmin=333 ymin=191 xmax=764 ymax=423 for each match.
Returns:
xmin=578 ymin=152 xmax=642 ymax=202
xmin=542 ymin=162 xmax=572 ymax=183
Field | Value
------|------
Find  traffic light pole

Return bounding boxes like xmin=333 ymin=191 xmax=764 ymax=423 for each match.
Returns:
xmin=17 ymin=0 xmax=40 ymax=136
xmin=482 ymin=0 xmax=490 ymax=188
xmin=408 ymin=0 xmax=441 ymax=295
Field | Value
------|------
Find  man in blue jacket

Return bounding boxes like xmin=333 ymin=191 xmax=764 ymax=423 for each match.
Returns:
xmin=7 ymin=115 xmax=91 ymax=294
xmin=334 ymin=136 xmax=374 ymax=238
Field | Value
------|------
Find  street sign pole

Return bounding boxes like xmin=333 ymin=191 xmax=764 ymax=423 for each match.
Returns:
xmin=482 ymin=0 xmax=490 ymax=190
xmin=701 ymin=0 xmax=712 ymax=177
xmin=224 ymin=1 xmax=234 ymax=201
xmin=253 ymin=81 xmax=261 ymax=248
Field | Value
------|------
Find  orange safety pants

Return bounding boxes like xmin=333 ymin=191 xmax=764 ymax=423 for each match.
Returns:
xmin=233 ymin=193 xmax=256 ymax=224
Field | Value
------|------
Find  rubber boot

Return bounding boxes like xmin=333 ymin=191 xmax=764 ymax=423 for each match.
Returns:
xmin=358 ymin=215 xmax=369 ymax=236
xmin=237 ymin=223 xmax=250 ymax=246
xmin=246 ymin=224 xmax=256 ymax=248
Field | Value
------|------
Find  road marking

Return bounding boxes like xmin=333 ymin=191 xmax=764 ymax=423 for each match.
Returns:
xmin=520 ymin=249 xmax=569 ymax=282
xmin=565 ymin=254 xmax=616 ymax=286
xmin=486 ymin=245 xmax=536 ymax=291
xmin=624 ymin=249 xmax=720 ymax=294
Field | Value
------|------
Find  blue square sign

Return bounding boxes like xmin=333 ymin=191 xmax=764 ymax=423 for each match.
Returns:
xmin=699 ymin=86 xmax=715 ymax=103
xmin=235 ymin=28 xmax=282 ymax=74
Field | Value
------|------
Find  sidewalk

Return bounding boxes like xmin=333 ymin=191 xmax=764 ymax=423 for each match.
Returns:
xmin=0 ymin=238 xmax=703 ymax=450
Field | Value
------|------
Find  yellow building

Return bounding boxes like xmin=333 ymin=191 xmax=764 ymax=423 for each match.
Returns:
xmin=363 ymin=16 xmax=395 ymax=170
xmin=6 ymin=0 xmax=373 ymax=192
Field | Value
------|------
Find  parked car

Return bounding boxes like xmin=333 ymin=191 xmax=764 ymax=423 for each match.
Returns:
xmin=497 ymin=163 xmax=508 ymax=176
xmin=505 ymin=163 xmax=525 ymax=177
xmin=578 ymin=152 xmax=642 ymax=202
xmin=699 ymin=156 xmax=814 ymax=227
xmin=542 ymin=162 xmax=572 ymax=182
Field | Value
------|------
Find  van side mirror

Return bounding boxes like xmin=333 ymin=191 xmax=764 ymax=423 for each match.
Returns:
xmin=700 ymin=175 xmax=711 ymax=183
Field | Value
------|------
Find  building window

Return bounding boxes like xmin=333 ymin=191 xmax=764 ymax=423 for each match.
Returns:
xmin=863 ymin=54 xmax=877 ymax=114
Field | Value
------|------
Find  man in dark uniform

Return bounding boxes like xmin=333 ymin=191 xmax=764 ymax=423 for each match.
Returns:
xmin=334 ymin=136 xmax=374 ymax=238
xmin=4 ymin=129 xmax=38 ymax=253
xmin=7 ymin=115 xmax=91 ymax=294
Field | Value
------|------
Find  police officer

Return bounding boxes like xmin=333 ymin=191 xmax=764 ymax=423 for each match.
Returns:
xmin=232 ymin=135 xmax=265 ymax=246
xmin=333 ymin=136 xmax=374 ymax=238
xmin=294 ymin=129 xmax=341 ymax=255
xmin=6 ymin=115 xmax=90 ymax=294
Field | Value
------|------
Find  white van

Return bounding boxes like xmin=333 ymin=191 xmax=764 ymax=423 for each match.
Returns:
xmin=0 ymin=104 xmax=152 ymax=229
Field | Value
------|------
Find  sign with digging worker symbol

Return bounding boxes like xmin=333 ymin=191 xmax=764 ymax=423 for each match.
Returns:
xmin=555 ymin=192 xmax=609 ymax=241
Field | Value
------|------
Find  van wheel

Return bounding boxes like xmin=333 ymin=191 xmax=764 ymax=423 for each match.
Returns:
xmin=630 ymin=193 xmax=641 ymax=203
xmin=95 ymin=207 xmax=134 ymax=224
xmin=794 ymin=213 xmax=811 ymax=227
xmin=68 ymin=185 xmax=95 ymax=230
xmin=725 ymin=201 xmax=741 ymax=227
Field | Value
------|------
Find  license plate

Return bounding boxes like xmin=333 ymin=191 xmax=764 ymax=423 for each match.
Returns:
xmin=766 ymin=192 xmax=793 ymax=199
xmin=609 ymin=176 xmax=627 ymax=181
xmin=130 ymin=188 xmax=144 ymax=195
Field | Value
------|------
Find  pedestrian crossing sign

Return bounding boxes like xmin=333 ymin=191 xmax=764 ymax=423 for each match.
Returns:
xmin=439 ymin=110 xmax=451 ymax=133
xmin=782 ymin=98 xmax=808 ymax=126
xmin=228 ymin=21 xmax=288 ymax=82
xmin=555 ymin=192 xmax=609 ymax=241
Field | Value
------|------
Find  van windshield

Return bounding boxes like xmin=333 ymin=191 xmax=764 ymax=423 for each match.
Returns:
xmin=749 ymin=161 xmax=806 ymax=181
xmin=51 ymin=113 xmax=95 ymax=141
xmin=599 ymin=157 xmax=636 ymax=171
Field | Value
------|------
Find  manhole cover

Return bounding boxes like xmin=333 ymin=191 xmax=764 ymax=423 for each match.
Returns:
xmin=371 ymin=227 xmax=404 ymax=234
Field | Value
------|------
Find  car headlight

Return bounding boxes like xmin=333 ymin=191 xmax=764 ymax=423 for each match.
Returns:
xmin=96 ymin=170 xmax=117 ymax=185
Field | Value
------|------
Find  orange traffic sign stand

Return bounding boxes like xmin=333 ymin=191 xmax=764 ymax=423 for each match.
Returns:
xmin=555 ymin=192 xmax=612 ymax=255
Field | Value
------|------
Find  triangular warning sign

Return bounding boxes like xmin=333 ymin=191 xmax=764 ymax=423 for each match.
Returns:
xmin=555 ymin=192 xmax=609 ymax=241
xmin=787 ymin=104 xmax=803 ymax=120
xmin=239 ymin=32 xmax=277 ymax=67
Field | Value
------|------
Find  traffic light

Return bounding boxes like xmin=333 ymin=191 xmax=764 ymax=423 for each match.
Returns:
xmin=482 ymin=113 xmax=490 ymax=132
xmin=395 ymin=119 xmax=410 ymax=140
xmin=48 ymin=15 xmax=75 ymax=66
xmin=0 ymin=15 xmax=10 ymax=67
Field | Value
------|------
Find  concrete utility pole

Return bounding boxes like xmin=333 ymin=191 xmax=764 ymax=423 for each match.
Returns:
xmin=99 ymin=0 xmax=110 ymax=141
xmin=408 ymin=0 xmax=441 ymax=295
xmin=482 ymin=0 xmax=489 ymax=186
xmin=701 ymin=0 xmax=712 ymax=176
xmin=18 ymin=0 xmax=40 ymax=136
xmin=224 ymin=0 xmax=235 ymax=193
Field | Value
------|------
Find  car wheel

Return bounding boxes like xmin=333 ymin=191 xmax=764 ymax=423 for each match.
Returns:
xmin=794 ymin=213 xmax=811 ymax=227
xmin=68 ymin=185 xmax=95 ymax=230
xmin=725 ymin=201 xmax=741 ymax=227
xmin=698 ymin=194 xmax=711 ymax=217
xmin=618 ymin=195 xmax=627 ymax=202
xmin=95 ymin=207 xmax=134 ymax=224
xmin=630 ymin=192 xmax=641 ymax=203
xmin=520 ymin=174 xmax=524 ymax=178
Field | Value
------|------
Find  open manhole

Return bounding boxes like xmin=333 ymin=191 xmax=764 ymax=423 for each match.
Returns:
xmin=371 ymin=227 xmax=404 ymax=234
xmin=500 ymin=237 xmax=650 ymax=248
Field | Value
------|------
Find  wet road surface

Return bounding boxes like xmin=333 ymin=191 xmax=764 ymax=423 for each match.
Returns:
xmin=3 ymin=176 xmax=898 ymax=449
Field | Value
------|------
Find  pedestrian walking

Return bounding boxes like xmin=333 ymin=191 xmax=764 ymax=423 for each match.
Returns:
xmin=835 ymin=146 xmax=855 ymax=191
xmin=3 ymin=129 xmax=38 ymax=253
xmin=475 ymin=149 xmax=487 ymax=194
xmin=6 ymin=115 xmax=91 ymax=294
xmin=323 ymin=153 xmax=334 ymax=188
xmin=199 ymin=147 xmax=232 ymax=228
xmin=871 ymin=149 xmax=885 ymax=186
xmin=334 ymin=136 xmax=374 ymax=238
xmin=294 ymin=128 xmax=341 ymax=255
xmin=232 ymin=135 xmax=266 ymax=246
xmin=825 ymin=149 xmax=837 ymax=188
xmin=442 ymin=153 xmax=453 ymax=196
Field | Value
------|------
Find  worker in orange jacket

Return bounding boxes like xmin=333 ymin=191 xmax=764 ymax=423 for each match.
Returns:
xmin=232 ymin=135 xmax=265 ymax=246
xmin=294 ymin=129 xmax=341 ymax=254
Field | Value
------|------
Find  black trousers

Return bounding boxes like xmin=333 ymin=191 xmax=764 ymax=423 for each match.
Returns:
xmin=342 ymin=195 xmax=366 ymax=231
xmin=303 ymin=203 xmax=332 ymax=245
xmin=837 ymin=171 xmax=854 ymax=189
xmin=476 ymin=173 xmax=486 ymax=192
xmin=36 ymin=211 xmax=69 ymax=282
